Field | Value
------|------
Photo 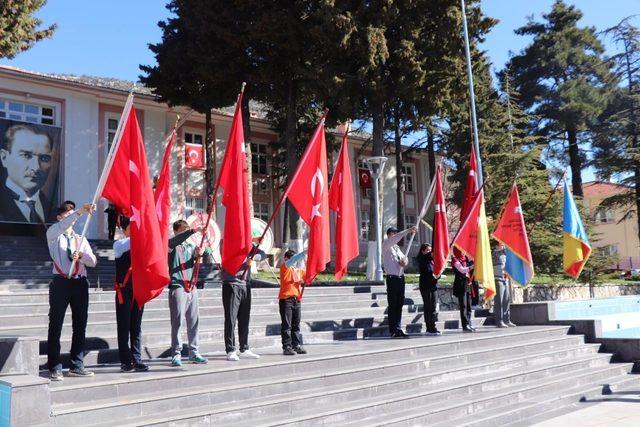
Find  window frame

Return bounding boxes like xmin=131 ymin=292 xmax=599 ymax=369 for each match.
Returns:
xmin=0 ymin=96 xmax=59 ymax=126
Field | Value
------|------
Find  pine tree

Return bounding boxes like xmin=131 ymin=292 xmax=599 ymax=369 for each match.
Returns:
xmin=592 ymin=17 xmax=640 ymax=244
xmin=505 ymin=0 xmax=614 ymax=197
xmin=0 ymin=0 xmax=55 ymax=59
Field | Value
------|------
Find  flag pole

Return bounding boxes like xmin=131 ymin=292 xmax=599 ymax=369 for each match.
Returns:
xmin=460 ymin=0 xmax=484 ymax=186
xmin=192 ymin=83 xmax=245 ymax=283
xmin=527 ymin=171 xmax=566 ymax=235
xmin=68 ymin=91 xmax=135 ymax=277
xmin=403 ymin=160 xmax=443 ymax=258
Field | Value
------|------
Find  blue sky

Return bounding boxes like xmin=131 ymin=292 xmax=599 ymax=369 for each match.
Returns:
xmin=2 ymin=0 xmax=638 ymax=182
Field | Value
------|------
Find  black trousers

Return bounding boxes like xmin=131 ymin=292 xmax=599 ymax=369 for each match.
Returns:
xmin=115 ymin=286 xmax=144 ymax=365
xmin=457 ymin=292 xmax=472 ymax=329
xmin=386 ymin=275 xmax=405 ymax=334
xmin=47 ymin=276 xmax=89 ymax=371
xmin=222 ymin=283 xmax=251 ymax=353
xmin=418 ymin=282 xmax=438 ymax=331
xmin=279 ymin=297 xmax=303 ymax=349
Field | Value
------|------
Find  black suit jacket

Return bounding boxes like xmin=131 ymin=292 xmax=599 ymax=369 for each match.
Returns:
xmin=0 ymin=185 xmax=55 ymax=224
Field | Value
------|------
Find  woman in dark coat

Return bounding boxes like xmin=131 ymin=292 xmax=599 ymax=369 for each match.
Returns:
xmin=452 ymin=248 xmax=476 ymax=332
xmin=416 ymin=244 xmax=441 ymax=335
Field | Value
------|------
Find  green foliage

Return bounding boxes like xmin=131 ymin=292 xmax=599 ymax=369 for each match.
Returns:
xmin=0 ymin=0 xmax=55 ymax=59
xmin=505 ymin=0 xmax=615 ymax=197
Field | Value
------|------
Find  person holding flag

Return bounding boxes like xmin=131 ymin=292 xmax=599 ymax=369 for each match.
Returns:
xmin=563 ymin=180 xmax=592 ymax=278
xmin=279 ymin=249 xmax=307 ymax=355
xmin=416 ymin=244 xmax=440 ymax=335
xmin=491 ymin=243 xmax=515 ymax=328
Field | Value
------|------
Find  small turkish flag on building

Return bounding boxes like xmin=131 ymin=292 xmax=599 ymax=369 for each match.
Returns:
xmin=359 ymin=168 xmax=372 ymax=188
xmin=286 ymin=113 xmax=331 ymax=284
xmin=102 ymin=103 xmax=170 ymax=307
xmin=185 ymin=143 xmax=204 ymax=169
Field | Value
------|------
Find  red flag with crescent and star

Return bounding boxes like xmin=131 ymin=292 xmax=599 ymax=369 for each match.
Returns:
xmin=432 ymin=165 xmax=450 ymax=277
xmin=185 ymin=143 xmax=204 ymax=169
xmin=154 ymin=129 xmax=176 ymax=245
xmin=329 ymin=126 xmax=359 ymax=280
xmin=460 ymin=148 xmax=478 ymax=222
xmin=359 ymin=168 xmax=372 ymax=188
xmin=286 ymin=115 xmax=331 ymax=284
xmin=102 ymin=103 xmax=170 ymax=307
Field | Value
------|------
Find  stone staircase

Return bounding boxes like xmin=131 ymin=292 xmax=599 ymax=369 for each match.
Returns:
xmin=0 ymin=284 xmax=637 ymax=426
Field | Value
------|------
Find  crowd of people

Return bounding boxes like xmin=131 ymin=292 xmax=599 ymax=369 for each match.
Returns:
xmin=45 ymin=203 xmax=513 ymax=381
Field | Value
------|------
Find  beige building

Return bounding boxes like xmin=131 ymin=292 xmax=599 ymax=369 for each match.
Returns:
xmin=582 ymin=181 xmax=640 ymax=270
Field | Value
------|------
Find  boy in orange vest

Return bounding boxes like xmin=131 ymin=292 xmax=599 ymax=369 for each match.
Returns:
xmin=279 ymin=250 xmax=306 ymax=355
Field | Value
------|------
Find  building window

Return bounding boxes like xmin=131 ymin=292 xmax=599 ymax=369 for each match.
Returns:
xmin=0 ymin=98 xmax=55 ymax=125
xmin=405 ymin=215 xmax=416 ymax=227
xmin=360 ymin=217 xmax=370 ymax=240
xmin=185 ymin=197 xmax=205 ymax=218
xmin=598 ymin=245 xmax=618 ymax=257
xmin=401 ymin=165 xmax=415 ymax=192
xmin=106 ymin=116 xmax=119 ymax=151
xmin=254 ymin=203 xmax=270 ymax=221
xmin=251 ymin=142 xmax=268 ymax=175
xmin=358 ymin=159 xmax=372 ymax=199
xmin=253 ymin=177 xmax=270 ymax=195
xmin=184 ymin=131 xmax=203 ymax=145
xmin=595 ymin=208 xmax=614 ymax=224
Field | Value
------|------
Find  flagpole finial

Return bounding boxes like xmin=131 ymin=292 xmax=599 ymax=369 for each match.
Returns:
xmin=240 ymin=82 xmax=246 ymax=93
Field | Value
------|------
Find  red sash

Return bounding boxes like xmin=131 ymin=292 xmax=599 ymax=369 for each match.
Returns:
xmin=177 ymin=245 xmax=193 ymax=293
xmin=114 ymin=268 xmax=133 ymax=305
xmin=53 ymin=234 xmax=81 ymax=278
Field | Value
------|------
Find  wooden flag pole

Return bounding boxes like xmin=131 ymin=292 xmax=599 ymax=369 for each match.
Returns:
xmin=68 ymin=91 xmax=135 ymax=278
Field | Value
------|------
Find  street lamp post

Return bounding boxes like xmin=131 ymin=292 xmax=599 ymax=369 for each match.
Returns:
xmin=365 ymin=156 xmax=388 ymax=282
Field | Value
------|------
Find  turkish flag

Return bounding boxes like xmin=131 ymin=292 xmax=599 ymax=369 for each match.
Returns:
xmin=216 ymin=91 xmax=252 ymax=276
xmin=359 ymin=168 xmax=372 ymax=188
xmin=286 ymin=116 xmax=330 ymax=284
xmin=102 ymin=104 xmax=170 ymax=307
xmin=451 ymin=189 xmax=482 ymax=260
xmin=460 ymin=149 xmax=478 ymax=222
xmin=185 ymin=143 xmax=204 ymax=168
xmin=432 ymin=165 xmax=450 ymax=277
xmin=154 ymin=129 xmax=176 ymax=245
xmin=329 ymin=128 xmax=359 ymax=280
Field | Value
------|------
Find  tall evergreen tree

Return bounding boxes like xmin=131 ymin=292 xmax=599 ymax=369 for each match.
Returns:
xmin=505 ymin=0 xmax=614 ymax=197
xmin=0 ymin=0 xmax=55 ymax=59
xmin=592 ymin=17 xmax=640 ymax=243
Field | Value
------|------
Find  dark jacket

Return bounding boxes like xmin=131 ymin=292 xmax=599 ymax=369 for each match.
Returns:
xmin=115 ymin=250 xmax=132 ymax=290
xmin=452 ymin=257 xmax=471 ymax=298
xmin=416 ymin=251 xmax=438 ymax=290
xmin=0 ymin=184 xmax=55 ymax=224
xmin=221 ymin=244 xmax=266 ymax=285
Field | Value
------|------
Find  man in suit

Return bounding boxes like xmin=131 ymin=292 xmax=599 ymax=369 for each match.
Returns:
xmin=0 ymin=124 xmax=55 ymax=223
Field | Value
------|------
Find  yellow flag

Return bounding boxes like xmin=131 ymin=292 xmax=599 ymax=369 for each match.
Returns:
xmin=474 ymin=198 xmax=496 ymax=300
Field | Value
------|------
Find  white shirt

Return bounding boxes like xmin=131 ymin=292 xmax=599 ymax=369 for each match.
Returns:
xmin=113 ymin=237 xmax=131 ymax=259
xmin=46 ymin=212 xmax=97 ymax=277
xmin=382 ymin=229 xmax=411 ymax=277
xmin=5 ymin=177 xmax=45 ymax=222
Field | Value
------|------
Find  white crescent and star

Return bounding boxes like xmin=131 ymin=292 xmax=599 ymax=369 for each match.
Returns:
xmin=310 ymin=168 xmax=324 ymax=219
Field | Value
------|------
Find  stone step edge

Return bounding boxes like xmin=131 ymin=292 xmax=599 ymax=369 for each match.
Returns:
xmin=47 ymin=326 xmax=571 ymax=393
xmin=102 ymin=353 xmax=628 ymax=427
xmin=51 ymin=343 xmax=609 ymax=416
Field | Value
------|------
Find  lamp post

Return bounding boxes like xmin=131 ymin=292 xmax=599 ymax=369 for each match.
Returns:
xmin=365 ymin=156 xmax=388 ymax=281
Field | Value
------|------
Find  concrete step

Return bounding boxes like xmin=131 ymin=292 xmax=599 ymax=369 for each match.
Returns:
xmin=67 ymin=341 xmax=629 ymax=426
xmin=47 ymin=327 xmax=586 ymax=424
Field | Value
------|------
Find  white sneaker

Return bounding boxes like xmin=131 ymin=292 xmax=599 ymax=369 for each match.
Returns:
xmin=239 ymin=349 xmax=260 ymax=359
xmin=226 ymin=352 xmax=239 ymax=362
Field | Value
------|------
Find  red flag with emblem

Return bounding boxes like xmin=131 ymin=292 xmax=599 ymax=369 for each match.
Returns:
xmin=460 ymin=149 xmax=478 ymax=222
xmin=329 ymin=126 xmax=359 ymax=280
xmin=216 ymin=91 xmax=252 ymax=276
xmin=432 ymin=165 xmax=450 ymax=276
xmin=102 ymin=104 xmax=170 ymax=307
xmin=286 ymin=115 xmax=330 ymax=284
xmin=154 ymin=129 xmax=176 ymax=245
xmin=185 ymin=143 xmax=204 ymax=168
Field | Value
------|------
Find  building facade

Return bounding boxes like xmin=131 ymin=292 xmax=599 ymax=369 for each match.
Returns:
xmin=0 ymin=66 xmax=433 ymax=260
xmin=582 ymin=181 xmax=640 ymax=270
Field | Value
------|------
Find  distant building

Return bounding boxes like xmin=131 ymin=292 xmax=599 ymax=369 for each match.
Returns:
xmin=0 ymin=65 xmax=434 ymax=261
xmin=582 ymin=181 xmax=640 ymax=270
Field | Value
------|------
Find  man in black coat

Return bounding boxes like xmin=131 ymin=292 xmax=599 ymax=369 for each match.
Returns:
xmin=416 ymin=244 xmax=441 ymax=336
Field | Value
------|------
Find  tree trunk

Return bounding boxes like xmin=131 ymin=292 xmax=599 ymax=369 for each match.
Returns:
xmin=427 ymin=124 xmax=436 ymax=181
xmin=567 ymin=126 xmax=583 ymax=198
xmin=284 ymin=77 xmax=301 ymax=243
xmin=204 ymin=108 xmax=215 ymax=210
xmin=241 ymin=93 xmax=254 ymax=218
xmin=394 ymin=110 xmax=405 ymax=242
xmin=623 ymin=42 xmax=640 ymax=247
xmin=368 ymin=103 xmax=386 ymax=242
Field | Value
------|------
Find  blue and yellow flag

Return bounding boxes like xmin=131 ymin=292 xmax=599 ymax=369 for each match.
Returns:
xmin=563 ymin=181 xmax=591 ymax=278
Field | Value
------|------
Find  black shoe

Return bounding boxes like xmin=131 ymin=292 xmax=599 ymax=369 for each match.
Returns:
xmin=49 ymin=369 xmax=64 ymax=382
xmin=120 ymin=364 xmax=134 ymax=372
xmin=283 ymin=347 xmax=296 ymax=356
xmin=293 ymin=346 xmax=307 ymax=354
xmin=134 ymin=362 xmax=149 ymax=372
xmin=391 ymin=331 xmax=409 ymax=339
xmin=426 ymin=329 xmax=442 ymax=336
xmin=68 ymin=367 xmax=94 ymax=377
xmin=462 ymin=326 xmax=476 ymax=333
